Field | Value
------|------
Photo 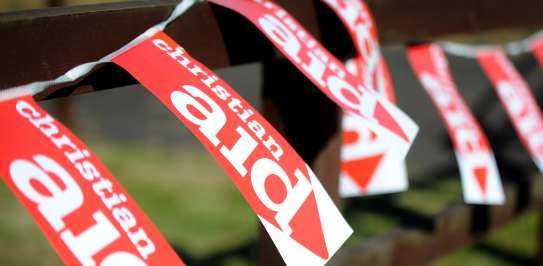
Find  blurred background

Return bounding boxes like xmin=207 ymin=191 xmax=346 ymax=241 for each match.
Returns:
xmin=1 ymin=1 xmax=543 ymax=266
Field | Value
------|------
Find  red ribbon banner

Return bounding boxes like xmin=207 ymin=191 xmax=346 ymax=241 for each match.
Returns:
xmin=321 ymin=0 xmax=395 ymax=101
xmin=321 ymin=0 xmax=408 ymax=196
xmin=0 ymin=95 xmax=185 ymax=266
xmin=208 ymin=0 xmax=418 ymax=159
xmin=112 ymin=31 xmax=353 ymax=266
xmin=478 ymin=49 xmax=543 ymax=172
xmin=407 ymin=44 xmax=505 ymax=205
xmin=532 ymin=36 xmax=543 ymax=68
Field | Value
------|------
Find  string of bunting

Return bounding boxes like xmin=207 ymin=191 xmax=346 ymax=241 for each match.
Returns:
xmin=2 ymin=0 xmax=543 ymax=265
xmin=406 ymin=30 xmax=543 ymax=204
xmin=321 ymin=0 xmax=410 ymax=198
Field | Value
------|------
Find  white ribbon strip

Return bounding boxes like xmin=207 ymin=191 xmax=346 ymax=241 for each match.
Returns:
xmin=439 ymin=29 xmax=543 ymax=59
xmin=0 ymin=0 xmax=199 ymax=102
xmin=439 ymin=42 xmax=494 ymax=59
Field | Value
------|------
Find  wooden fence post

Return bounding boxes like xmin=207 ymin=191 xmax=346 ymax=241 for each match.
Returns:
xmin=44 ymin=0 xmax=75 ymax=128
xmin=258 ymin=59 xmax=342 ymax=266
xmin=258 ymin=60 xmax=341 ymax=266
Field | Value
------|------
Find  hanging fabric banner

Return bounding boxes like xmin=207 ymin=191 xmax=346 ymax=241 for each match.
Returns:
xmin=321 ymin=0 xmax=408 ymax=196
xmin=112 ymin=31 xmax=353 ymax=266
xmin=208 ymin=0 xmax=418 ymax=159
xmin=0 ymin=94 xmax=185 ymax=266
xmin=407 ymin=43 xmax=505 ymax=205
xmin=478 ymin=49 xmax=543 ymax=172
xmin=321 ymin=0 xmax=395 ymax=100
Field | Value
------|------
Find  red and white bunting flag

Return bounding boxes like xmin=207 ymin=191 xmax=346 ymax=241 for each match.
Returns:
xmin=478 ymin=49 xmax=543 ymax=172
xmin=532 ymin=36 xmax=543 ymax=68
xmin=322 ymin=0 xmax=408 ymax=197
xmin=407 ymin=44 xmax=505 ymax=205
xmin=112 ymin=31 xmax=353 ymax=266
xmin=0 ymin=95 xmax=185 ymax=266
xmin=209 ymin=0 xmax=418 ymax=159
xmin=321 ymin=0 xmax=395 ymax=100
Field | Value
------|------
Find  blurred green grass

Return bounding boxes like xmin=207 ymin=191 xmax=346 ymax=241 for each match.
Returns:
xmin=434 ymin=212 xmax=539 ymax=266
xmin=0 ymin=142 xmax=539 ymax=265
xmin=0 ymin=142 xmax=258 ymax=265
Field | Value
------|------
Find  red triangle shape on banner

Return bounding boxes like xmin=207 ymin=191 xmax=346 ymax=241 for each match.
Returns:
xmin=473 ymin=166 xmax=488 ymax=195
xmin=342 ymin=153 xmax=385 ymax=191
xmin=373 ymin=102 xmax=410 ymax=142
xmin=290 ymin=193 xmax=330 ymax=260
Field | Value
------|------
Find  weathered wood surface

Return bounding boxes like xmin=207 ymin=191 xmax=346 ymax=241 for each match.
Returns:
xmin=2 ymin=0 xmax=543 ymax=95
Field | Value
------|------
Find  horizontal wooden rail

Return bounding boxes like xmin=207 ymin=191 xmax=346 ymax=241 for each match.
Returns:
xmin=330 ymin=175 xmax=543 ymax=266
xmin=1 ymin=0 xmax=543 ymax=98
